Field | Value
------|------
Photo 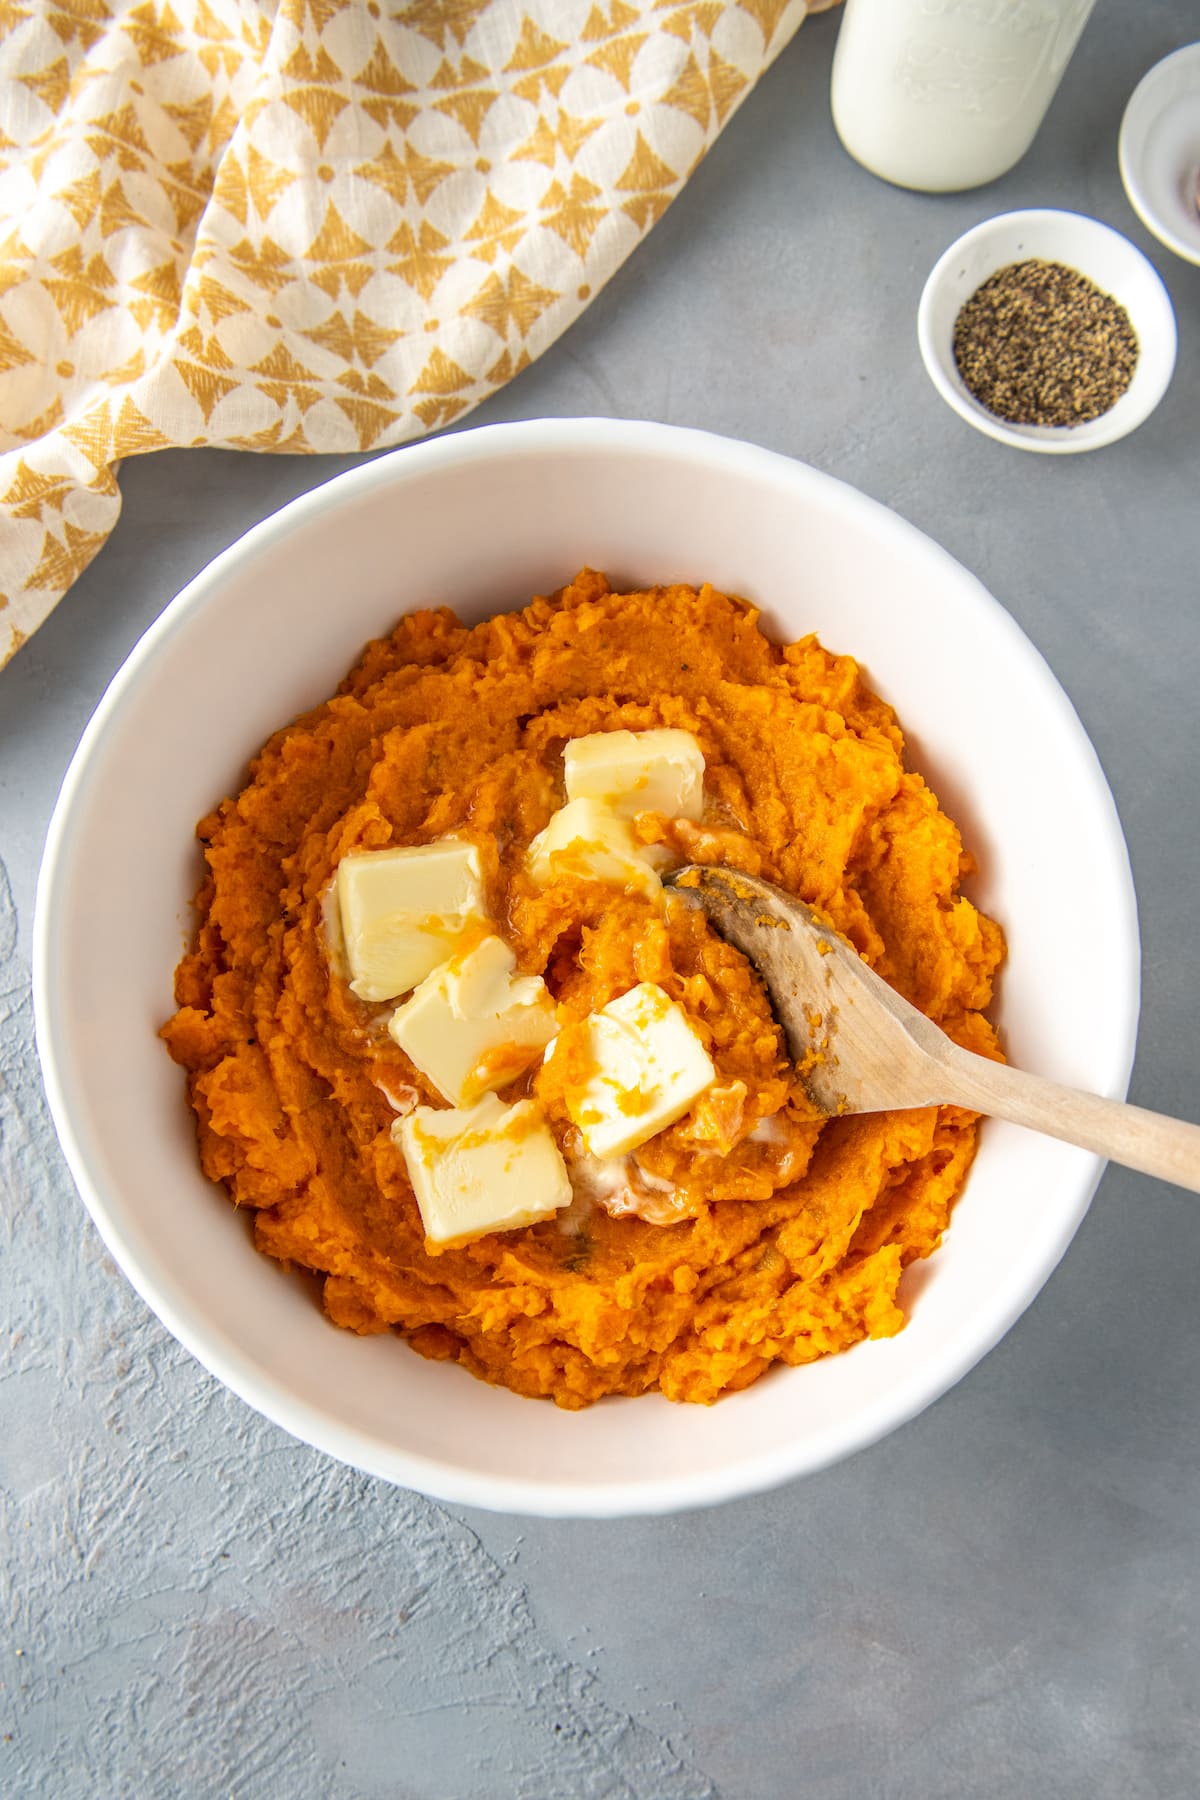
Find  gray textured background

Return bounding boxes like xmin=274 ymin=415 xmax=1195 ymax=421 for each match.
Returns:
xmin=4 ymin=6 xmax=1199 ymax=1797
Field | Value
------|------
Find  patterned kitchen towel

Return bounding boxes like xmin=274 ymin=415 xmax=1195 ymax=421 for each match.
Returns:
xmin=0 ymin=0 xmax=841 ymax=666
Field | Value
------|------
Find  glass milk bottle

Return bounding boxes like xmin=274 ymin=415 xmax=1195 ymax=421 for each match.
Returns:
xmin=830 ymin=0 xmax=1097 ymax=192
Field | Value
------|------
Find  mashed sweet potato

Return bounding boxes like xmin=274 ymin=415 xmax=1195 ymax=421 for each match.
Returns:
xmin=162 ymin=571 xmax=1004 ymax=1408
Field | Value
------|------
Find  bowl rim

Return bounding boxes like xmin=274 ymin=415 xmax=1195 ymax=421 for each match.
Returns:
xmin=33 ymin=418 xmax=1141 ymax=1515
xmin=916 ymin=206 xmax=1178 ymax=454
xmin=1118 ymin=42 xmax=1200 ymax=268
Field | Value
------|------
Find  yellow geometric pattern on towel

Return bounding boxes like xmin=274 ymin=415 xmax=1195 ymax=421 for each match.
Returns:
xmin=0 ymin=0 xmax=839 ymax=665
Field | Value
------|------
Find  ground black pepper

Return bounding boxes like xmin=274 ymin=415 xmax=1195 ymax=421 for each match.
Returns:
xmin=953 ymin=259 xmax=1138 ymax=428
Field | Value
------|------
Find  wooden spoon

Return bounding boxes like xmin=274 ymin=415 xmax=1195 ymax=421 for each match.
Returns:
xmin=664 ymin=865 xmax=1200 ymax=1194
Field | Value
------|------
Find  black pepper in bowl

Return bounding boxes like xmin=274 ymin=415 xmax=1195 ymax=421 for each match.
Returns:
xmin=953 ymin=260 xmax=1138 ymax=428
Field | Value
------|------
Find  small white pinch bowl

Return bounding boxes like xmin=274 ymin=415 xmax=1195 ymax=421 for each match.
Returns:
xmin=917 ymin=208 xmax=1177 ymax=453
xmin=34 ymin=420 xmax=1139 ymax=1517
xmin=1119 ymin=43 xmax=1200 ymax=268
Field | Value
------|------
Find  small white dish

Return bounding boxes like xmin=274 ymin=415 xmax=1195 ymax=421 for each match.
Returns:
xmin=1119 ymin=43 xmax=1200 ymax=267
xmin=917 ymin=209 xmax=1177 ymax=454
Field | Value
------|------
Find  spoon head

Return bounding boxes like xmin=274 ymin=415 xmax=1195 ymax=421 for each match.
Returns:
xmin=664 ymin=865 xmax=949 ymax=1115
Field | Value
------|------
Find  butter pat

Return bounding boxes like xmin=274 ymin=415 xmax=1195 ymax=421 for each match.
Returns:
xmin=395 ymin=1094 xmax=571 ymax=1247
xmin=336 ymin=841 xmax=486 ymax=1002
xmin=562 ymin=981 xmax=716 ymax=1159
xmin=389 ymin=934 xmax=558 ymax=1106
xmin=563 ymin=729 xmax=704 ymax=821
xmin=526 ymin=797 xmax=661 ymax=897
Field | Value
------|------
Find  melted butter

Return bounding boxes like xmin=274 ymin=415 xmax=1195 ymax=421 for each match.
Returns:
xmin=375 ymin=1078 xmax=419 ymax=1116
xmin=565 ymin=1143 xmax=694 ymax=1227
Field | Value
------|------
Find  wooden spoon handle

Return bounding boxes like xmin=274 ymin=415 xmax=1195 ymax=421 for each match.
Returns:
xmin=937 ymin=1045 xmax=1200 ymax=1194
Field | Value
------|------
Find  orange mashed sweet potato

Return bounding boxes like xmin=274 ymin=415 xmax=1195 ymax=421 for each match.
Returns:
xmin=162 ymin=571 xmax=1004 ymax=1409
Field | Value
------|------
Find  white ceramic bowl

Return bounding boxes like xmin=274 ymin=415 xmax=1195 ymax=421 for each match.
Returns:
xmin=917 ymin=209 xmax=1177 ymax=453
xmin=1119 ymin=43 xmax=1200 ymax=267
xmin=34 ymin=420 xmax=1139 ymax=1517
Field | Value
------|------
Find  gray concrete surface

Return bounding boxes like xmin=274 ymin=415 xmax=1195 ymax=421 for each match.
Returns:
xmin=3 ymin=5 xmax=1199 ymax=1796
